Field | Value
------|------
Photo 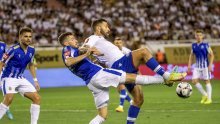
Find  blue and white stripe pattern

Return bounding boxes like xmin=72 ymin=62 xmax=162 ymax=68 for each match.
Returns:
xmin=192 ymin=42 xmax=210 ymax=68
xmin=1 ymin=44 xmax=35 ymax=79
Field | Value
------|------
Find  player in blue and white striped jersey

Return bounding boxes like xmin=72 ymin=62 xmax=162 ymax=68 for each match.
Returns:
xmin=0 ymin=41 xmax=14 ymax=120
xmin=188 ymin=30 xmax=214 ymax=104
xmin=0 ymin=27 xmax=41 ymax=124
xmin=59 ymin=32 xmax=183 ymax=124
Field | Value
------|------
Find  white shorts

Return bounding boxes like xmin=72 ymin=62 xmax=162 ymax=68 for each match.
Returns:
xmin=192 ymin=68 xmax=211 ymax=80
xmin=1 ymin=77 xmax=36 ymax=96
xmin=87 ymin=68 xmax=126 ymax=109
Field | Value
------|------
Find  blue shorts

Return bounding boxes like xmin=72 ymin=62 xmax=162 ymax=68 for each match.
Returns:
xmin=111 ymin=53 xmax=138 ymax=92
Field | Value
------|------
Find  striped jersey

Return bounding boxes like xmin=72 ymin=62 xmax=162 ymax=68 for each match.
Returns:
xmin=1 ymin=43 xmax=35 ymax=78
xmin=0 ymin=41 xmax=6 ymax=59
xmin=192 ymin=42 xmax=211 ymax=68
xmin=62 ymin=46 xmax=102 ymax=85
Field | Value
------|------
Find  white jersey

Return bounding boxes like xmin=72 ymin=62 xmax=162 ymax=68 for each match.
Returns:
xmin=84 ymin=35 xmax=124 ymax=67
xmin=121 ymin=47 xmax=131 ymax=55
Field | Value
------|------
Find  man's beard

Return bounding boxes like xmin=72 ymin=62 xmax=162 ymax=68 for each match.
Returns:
xmin=100 ymin=29 xmax=110 ymax=38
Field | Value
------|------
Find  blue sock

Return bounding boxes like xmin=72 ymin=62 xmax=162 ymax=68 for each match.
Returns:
xmin=146 ymin=57 xmax=165 ymax=76
xmin=127 ymin=105 xmax=140 ymax=124
xmin=119 ymin=89 xmax=126 ymax=106
xmin=125 ymin=94 xmax=131 ymax=102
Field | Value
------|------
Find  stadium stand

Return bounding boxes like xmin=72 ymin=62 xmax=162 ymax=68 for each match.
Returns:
xmin=0 ymin=0 xmax=219 ymax=47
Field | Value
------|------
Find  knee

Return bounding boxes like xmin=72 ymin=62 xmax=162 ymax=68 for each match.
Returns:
xmin=33 ymin=94 xmax=41 ymax=104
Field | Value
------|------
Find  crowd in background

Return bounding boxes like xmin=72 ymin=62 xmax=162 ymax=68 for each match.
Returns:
xmin=0 ymin=0 xmax=220 ymax=48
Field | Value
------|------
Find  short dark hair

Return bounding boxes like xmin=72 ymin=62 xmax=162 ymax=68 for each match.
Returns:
xmin=58 ymin=32 xmax=74 ymax=46
xmin=19 ymin=27 xmax=32 ymax=36
xmin=195 ymin=29 xmax=204 ymax=34
xmin=91 ymin=19 xmax=108 ymax=32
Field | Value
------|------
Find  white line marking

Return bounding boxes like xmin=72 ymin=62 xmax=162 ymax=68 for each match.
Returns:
xmin=13 ymin=109 xmax=220 ymax=113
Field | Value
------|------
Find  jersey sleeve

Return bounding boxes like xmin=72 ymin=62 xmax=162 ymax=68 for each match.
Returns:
xmin=0 ymin=44 xmax=6 ymax=60
xmin=30 ymin=49 xmax=35 ymax=64
xmin=1 ymin=47 xmax=14 ymax=63
xmin=63 ymin=46 xmax=79 ymax=61
xmin=206 ymin=43 xmax=212 ymax=54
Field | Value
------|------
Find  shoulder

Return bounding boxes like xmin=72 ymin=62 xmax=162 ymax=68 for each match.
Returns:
xmin=28 ymin=45 xmax=35 ymax=51
xmin=63 ymin=46 xmax=78 ymax=53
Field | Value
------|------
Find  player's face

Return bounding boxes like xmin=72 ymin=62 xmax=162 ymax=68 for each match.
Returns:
xmin=100 ymin=22 xmax=111 ymax=37
xmin=114 ymin=39 xmax=123 ymax=50
xmin=66 ymin=35 xmax=78 ymax=48
xmin=20 ymin=32 xmax=32 ymax=46
xmin=195 ymin=32 xmax=204 ymax=42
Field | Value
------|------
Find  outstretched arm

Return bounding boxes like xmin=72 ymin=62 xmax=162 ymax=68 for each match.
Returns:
xmin=65 ymin=48 xmax=92 ymax=66
xmin=29 ymin=63 xmax=40 ymax=91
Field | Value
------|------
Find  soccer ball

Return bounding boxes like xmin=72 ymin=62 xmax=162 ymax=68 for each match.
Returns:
xmin=176 ymin=82 xmax=192 ymax=98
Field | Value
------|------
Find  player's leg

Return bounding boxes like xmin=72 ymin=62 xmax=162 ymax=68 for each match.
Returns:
xmin=19 ymin=78 xmax=40 ymax=124
xmin=115 ymin=84 xmax=132 ymax=112
xmin=24 ymin=92 xmax=41 ymax=124
xmin=126 ymin=85 xmax=143 ymax=124
xmin=131 ymin=48 xmax=185 ymax=81
xmin=0 ymin=78 xmax=17 ymax=119
xmin=203 ymin=69 xmax=212 ymax=104
xmin=192 ymin=68 xmax=207 ymax=103
xmin=89 ymin=106 xmax=107 ymax=124
xmin=0 ymin=94 xmax=14 ymax=119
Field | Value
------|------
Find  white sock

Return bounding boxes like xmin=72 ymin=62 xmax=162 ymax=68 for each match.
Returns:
xmin=206 ymin=83 xmax=212 ymax=100
xmin=162 ymin=72 xmax=170 ymax=80
xmin=0 ymin=103 xmax=9 ymax=119
xmin=89 ymin=115 xmax=105 ymax=124
xmin=195 ymin=83 xmax=207 ymax=96
xmin=30 ymin=104 xmax=40 ymax=124
xmin=135 ymin=75 xmax=164 ymax=85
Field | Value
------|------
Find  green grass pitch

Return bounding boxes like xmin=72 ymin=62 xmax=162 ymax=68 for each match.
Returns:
xmin=1 ymin=80 xmax=220 ymax=124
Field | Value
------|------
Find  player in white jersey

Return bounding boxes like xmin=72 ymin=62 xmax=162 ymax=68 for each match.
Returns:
xmin=114 ymin=37 xmax=132 ymax=112
xmin=188 ymin=30 xmax=214 ymax=104
xmin=58 ymin=32 xmax=183 ymax=124
xmin=84 ymin=19 xmax=186 ymax=124
xmin=0 ymin=27 xmax=41 ymax=124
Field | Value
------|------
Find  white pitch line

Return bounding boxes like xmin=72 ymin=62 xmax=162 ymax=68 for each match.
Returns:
xmin=13 ymin=109 xmax=220 ymax=113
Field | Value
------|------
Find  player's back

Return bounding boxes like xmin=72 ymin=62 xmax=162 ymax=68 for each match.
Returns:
xmin=2 ymin=44 xmax=35 ymax=78
xmin=192 ymin=42 xmax=209 ymax=68
xmin=62 ymin=46 xmax=102 ymax=85
xmin=85 ymin=35 xmax=124 ymax=67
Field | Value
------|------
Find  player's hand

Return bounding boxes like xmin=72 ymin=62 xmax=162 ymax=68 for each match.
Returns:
xmin=34 ymin=81 xmax=40 ymax=91
xmin=90 ymin=47 xmax=104 ymax=56
xmin=208 ymin=65 xmax=212 ymax=72
xmin=85 ymin=48 xmax=92 ymax=56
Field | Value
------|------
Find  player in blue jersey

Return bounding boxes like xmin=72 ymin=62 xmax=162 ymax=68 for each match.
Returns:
xmin=84 ymin=19 xmax=186 ymax=124
xmin=188 ymin=30 xmax=214 ymax=104
xmin=0 ymin=41 xmax=14 ymax=120
xmin=114 ymin=37 xmax=132 ymax=113
xmin=0 ymin=27 xmax=41 ymax=124
xmin=59 ymin=32 xmax=186 ymax=124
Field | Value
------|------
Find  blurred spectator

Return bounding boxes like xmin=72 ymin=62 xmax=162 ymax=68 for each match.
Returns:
xmin=155 ymin=49 xmax=165 ymax=64
xmin=0 ymin=0 xmax=220 ymax=46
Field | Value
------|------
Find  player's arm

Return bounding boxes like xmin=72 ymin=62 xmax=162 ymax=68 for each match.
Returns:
xmin=208 ymin=46 xmax=214 ymax=72
xmin=65 ymin=48 xmax=92 ymax=66
xmin=28 ymin=56 xmax=40 ymax=91
xmin=187 ymin=49 xmax=194 ymax=73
